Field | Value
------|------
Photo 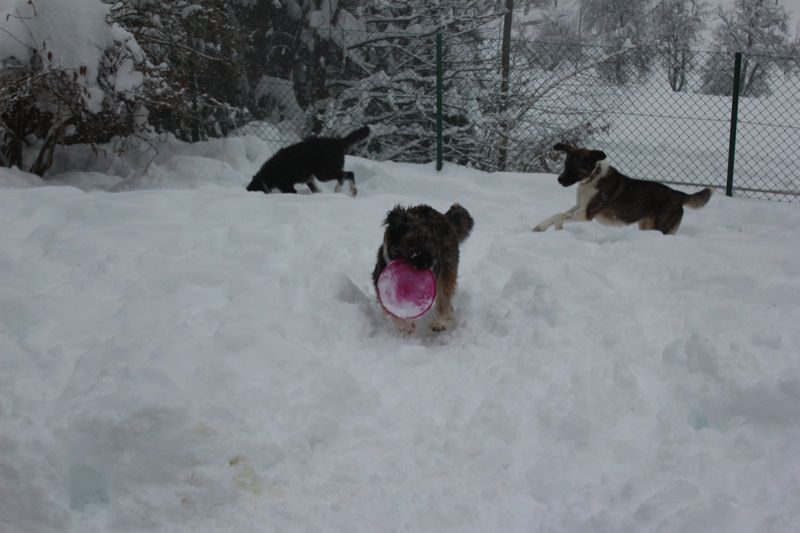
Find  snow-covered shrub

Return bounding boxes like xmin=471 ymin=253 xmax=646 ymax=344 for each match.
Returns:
xmin=0 ymin=0 xmax=150 ymax=176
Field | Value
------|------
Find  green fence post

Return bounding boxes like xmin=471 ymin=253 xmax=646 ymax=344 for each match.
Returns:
xmin=436 ymin=31 xmax=443 ymax=171
xmin=498 ymin=0 xmax=513 ymax=171
xmin=726 ymin=52 xmax=742 ymax=197
xmin=189 ymin=56 xmax=200 ymax=143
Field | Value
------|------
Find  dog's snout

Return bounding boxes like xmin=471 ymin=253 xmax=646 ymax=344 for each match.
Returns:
xmin=557 ymin=171 xmax=580 ymax=187
xmin=409 ymin=251 xmax=433 ymax=270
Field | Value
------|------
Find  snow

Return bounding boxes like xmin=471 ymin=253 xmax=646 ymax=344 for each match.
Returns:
xmin=0 ymin=0 xmax=142 ymax=112
xmin=2 ymin=136 xmax=800 ymax=532
xmin=0 ymin=0 xmax=109 ymax=65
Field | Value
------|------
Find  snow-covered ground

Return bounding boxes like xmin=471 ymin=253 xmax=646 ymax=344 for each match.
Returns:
xmin=2 ymin=137 xmax=800 ymax=532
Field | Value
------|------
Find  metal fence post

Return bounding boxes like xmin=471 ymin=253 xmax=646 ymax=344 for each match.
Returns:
xmin=189 ymin=56 xmax=200 ymax=143
xmin=726 ymin=52 xmax=742 ymax=197
xmin=498 ymin=0 xmax=513 ymax=171
xmin=436 ymin=31 xmax=443 ymax=171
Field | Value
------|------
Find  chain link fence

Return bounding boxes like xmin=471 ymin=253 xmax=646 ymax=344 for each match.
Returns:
xmin=229 ymin=27 xmax=800 ymax=202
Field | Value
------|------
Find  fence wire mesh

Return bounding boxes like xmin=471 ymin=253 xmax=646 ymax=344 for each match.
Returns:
xmin=230 ymin=27 xmax=800 ymax=201
xmin=733 ymin=53 xmax=800 ymax=200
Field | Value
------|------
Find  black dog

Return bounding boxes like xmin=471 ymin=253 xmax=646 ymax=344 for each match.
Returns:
xmin=372 ymin=204 xmax=474 ymax=334
xmin=246 ymin=126 xmax=370 ymax=195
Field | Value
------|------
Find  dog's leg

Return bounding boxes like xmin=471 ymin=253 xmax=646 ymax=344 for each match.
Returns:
xmin=430 ymin=299 xmax=454 ymax=332
xmin=344 ymin=171 xmax=357 ymax=196
xmin=554 ymin=206 xmax=588 ymax=229
xmin=333 ymin=171 xmax=357 ymax=196
xmin=638 ymin=216 xmax=657 ymax=231
xmin=306 ymin=180 xmax=321 ymax=193
xmin=277 ymin=183 xmax=297 ymax=194
xmin=392 ymin=316 xmax=416 ymax=335
xmin=533 ymin=206 xmax=582 ymax=232
xmin=665 ymin=218 xmax=682 ymax=235
xmin=430 ymin=271 xmax=457 ymax=332
xmin=656 ymin=204 xmax=684 ymax=235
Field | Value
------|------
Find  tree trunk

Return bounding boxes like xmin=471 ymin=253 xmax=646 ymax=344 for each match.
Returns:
xmin=669 ymin=50 xmax=688 ymax=92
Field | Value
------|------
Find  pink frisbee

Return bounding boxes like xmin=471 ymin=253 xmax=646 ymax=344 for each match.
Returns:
xmin=377 ymin=259 xmax=437 ymax=320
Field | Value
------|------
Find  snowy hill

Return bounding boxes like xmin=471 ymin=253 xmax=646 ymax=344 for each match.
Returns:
xmin=2 ymin=137 xmax=800 ymax=532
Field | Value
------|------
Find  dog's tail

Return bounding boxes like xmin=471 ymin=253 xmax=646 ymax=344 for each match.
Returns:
xmin=340 ymin=126 xmax=370 ymax=147
xmin=445 ymin=203 xmax=474 ymax=243
xmin=682 ymin=188 xmax=713 ymax=209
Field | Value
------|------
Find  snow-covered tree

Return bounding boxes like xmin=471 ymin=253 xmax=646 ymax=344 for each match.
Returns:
xmin=309 ymin=0 xmax=616 ymax=171
xmin=578 ymin=0 xmax=654 ymax=84
xmin=532 ymin=13 xmax=585 ymax=70
xmin=107 ymin=0 xmax=251 ymax=140
xmin=651 ymin=0 xmax=708 ymax=91
xmin=301 ymin=0 xmax=505 ymax=163
xmin=701 ymin=0 xmax=792 ymax=97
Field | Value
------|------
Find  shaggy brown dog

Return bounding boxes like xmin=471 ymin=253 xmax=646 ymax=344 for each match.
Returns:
xmin=246 ymin=126 xmax=369 ymax=195
xmin=533 ymin=143 xmax=712 ymax=235
xmin=372 ymin=204 xmax=474 ymax=334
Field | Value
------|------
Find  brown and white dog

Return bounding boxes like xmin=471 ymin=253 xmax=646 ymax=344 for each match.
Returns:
xmin=533 ymin=143 xmax=712 ymax=235
xmin=372 ymin=204 xmax=474 ymax=334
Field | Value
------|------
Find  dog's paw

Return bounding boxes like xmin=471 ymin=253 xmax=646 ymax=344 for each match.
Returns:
xmin=393 ymin=317 xmax=416 ymax=335
xmin=429 ymin=318 xmax=453 ymax=333
xmin=532 ymin=224 xmax=547 ymax=232
xmin=349 ymin=185 xmax=358 ymax=197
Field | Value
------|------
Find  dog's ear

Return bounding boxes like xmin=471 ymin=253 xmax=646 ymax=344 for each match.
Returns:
xmin=384 ymin=205 xmax=407 ymax=227
xmin=553 ymin=143 xmax=574 ymax=153
xmin=589 ymin=150 xmax=607 ymax=162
